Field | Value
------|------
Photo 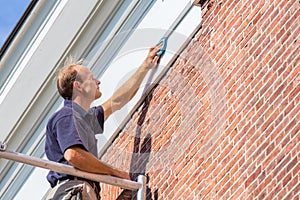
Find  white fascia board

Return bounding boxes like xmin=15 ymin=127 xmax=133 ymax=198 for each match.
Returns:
xmin=0 ymin=0 xmax=136 ymax=144
xmin=0 ymin=0 xmax=98 ymax=143
xmin=0 ymin=0 xmax=100 ymax=196
xmin=0 ymin=0 xmax=144 ymax=197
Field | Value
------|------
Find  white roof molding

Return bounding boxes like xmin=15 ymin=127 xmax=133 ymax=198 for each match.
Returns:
xmin=0 ymin=0 xmax=156 ymax=199
xmin=0 ymin=0 xmax=201 ymax=199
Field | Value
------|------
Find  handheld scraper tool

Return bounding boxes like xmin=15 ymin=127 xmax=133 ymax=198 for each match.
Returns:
xmin=155 ymin=2 xmax=194 ymax=57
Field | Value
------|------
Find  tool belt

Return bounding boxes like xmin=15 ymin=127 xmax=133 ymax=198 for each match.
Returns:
xmin=66 ymin=177 xmax=101 ymax=198
xmin=46 ymin=177 xmax=101 ymax=200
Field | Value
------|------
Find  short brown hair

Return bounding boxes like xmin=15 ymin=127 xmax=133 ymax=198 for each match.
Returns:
xmin=56 ymin=57 xmax=83 ymax=100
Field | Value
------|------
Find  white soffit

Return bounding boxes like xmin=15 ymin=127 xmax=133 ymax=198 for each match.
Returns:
xmin=0 ymin=0 xmax=156 ymax=199
xmin=95 ymin=1 xmax=201 ymax=147
xmin=0 ymin=0 xmax=202 ymax=199
xmin=0 ymin=0 xmax=97 ymax=142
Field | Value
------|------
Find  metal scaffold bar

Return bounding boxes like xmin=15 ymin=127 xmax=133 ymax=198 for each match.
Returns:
xmin=0 ymin=149 xmax=142 ymax=191
xmin=137 ymin=175 xmax=146 ymax=200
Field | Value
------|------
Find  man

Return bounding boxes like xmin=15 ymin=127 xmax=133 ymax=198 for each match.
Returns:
xmin=45 ymin=45 xmax=161 ymax=199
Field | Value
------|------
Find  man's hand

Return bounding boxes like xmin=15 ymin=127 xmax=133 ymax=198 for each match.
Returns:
xmin=142 ymin=45 xmax=162 ymax=70
xmin=114 ymin=170 xmax=131 ymax=180
xmin=102 ymin=45 xmax=162 ymax=120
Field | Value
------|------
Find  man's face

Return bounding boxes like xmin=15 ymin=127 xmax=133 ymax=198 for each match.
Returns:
xmin=76 ymin=66 xmax=102 ymax=100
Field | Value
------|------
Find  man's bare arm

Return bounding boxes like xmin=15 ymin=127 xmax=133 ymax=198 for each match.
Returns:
xmin=101 ymin=46 xmax=161 ymax=120
xmin=64 ymin=146 xmax=130 ymax=180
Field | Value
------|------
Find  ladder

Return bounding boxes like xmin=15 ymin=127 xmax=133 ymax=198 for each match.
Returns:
xmin=0 ymin=141 xmax=146 ymax=200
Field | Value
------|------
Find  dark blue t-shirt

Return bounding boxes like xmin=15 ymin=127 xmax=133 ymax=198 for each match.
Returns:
xmin=45 ymin=100 xmax=104 ymax=187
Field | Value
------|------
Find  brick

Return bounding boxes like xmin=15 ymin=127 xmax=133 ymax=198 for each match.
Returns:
xmin=245 ymin=167 xmax=261 ymax=187
xmin=99 ymin=1 xmax=300 ymax=199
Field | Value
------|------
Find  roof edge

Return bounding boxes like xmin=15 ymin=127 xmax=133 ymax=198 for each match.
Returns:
xmin=0 ymin=0 xmax=39 ymax=59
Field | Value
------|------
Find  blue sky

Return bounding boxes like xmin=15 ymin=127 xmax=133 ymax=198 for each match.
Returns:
xmin=0 ymin=0 xmax=31 ymax=48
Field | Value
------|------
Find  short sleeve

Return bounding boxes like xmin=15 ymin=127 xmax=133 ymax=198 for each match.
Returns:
xmin=56 ymin=115 xmax=83 ymax=153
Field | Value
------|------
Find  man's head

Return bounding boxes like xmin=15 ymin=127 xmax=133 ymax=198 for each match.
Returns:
xmin=57 ymin=58 xmax=101 ymax=101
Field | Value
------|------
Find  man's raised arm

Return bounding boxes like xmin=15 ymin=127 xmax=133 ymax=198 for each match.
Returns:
xmin=101 ymin=46 xmax=161 ymax=120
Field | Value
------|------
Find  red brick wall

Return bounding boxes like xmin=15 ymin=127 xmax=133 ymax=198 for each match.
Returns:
xmin=100 ymin=0 xmax=299 ymax=199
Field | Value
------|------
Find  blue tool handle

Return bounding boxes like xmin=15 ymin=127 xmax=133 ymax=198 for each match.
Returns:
xmin=156 ymin=37 xmax=168 ymax=56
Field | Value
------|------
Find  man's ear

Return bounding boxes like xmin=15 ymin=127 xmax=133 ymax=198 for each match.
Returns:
xmin=73 ymin=81 xmax=81 ymax=90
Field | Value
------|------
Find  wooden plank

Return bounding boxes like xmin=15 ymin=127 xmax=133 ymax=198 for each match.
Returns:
xmin=0 ymin=150 xmax=141 ymax=190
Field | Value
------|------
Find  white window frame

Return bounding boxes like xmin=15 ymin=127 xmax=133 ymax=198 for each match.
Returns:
xmin=0 ymin=0 xmax=201 ymax=199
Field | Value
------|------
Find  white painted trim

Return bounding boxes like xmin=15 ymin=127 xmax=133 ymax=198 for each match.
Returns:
xmin=0 ymin=0 xmax=68 ymax=104
xmin=0 ymin=0 xmax=154 ymax=198
xmin=0 ymin=0 xmax=56 ymax=91
xmin=0 ymin=0 xmax=97 ymax=143
xmin=0 ymin=0 xmax=202 ymax=199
